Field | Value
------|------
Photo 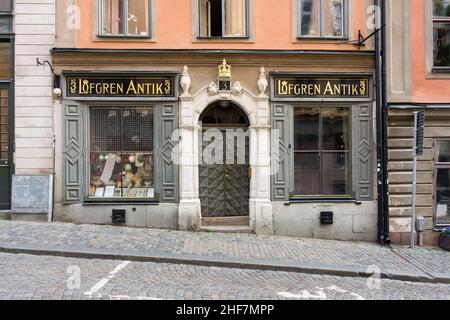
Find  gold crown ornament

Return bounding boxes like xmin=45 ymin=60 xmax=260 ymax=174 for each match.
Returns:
xmin=218 ymin=59 xmax=232 ymax=78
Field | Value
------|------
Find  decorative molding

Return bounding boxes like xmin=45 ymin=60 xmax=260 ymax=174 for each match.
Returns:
xmin=180 ymin=65 xmax=191 ymax=97
xmin=207 ymin=81 xmax=218 ymax=96
xmin=258 ymin=66 xmax=268 ymax=97
xmin=232 ymin=82 xmax=243 ymax=96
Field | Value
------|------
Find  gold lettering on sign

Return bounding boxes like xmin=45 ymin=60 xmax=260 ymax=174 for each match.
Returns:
xmin=127 ymin=80 xmax=137 ymax=95
xmin=275 ymin=78 xmax=370 ymax=98
xmin=360 ymin=80 xmax=367 ymax=96
xmin=68 ymin=77 xmax=174 ymax=97
xmin=278 ymin=80 xmax=289 ymax=96
xmin=324 ymin=81 xmax=334 ymax=96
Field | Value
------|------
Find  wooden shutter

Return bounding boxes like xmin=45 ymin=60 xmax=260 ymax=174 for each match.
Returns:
xmin=271 ymin=104 xmax=291 ymax=201
xmin=156 ymin=103 xmax=179 ymax=203
xmin=63 ymin=102 xmax=84 ymax=203
xmin=353 ymin=104 xmax=373 ymax=200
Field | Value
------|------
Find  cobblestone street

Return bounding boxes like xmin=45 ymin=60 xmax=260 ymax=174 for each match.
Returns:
xmin=0 ymin=253 xmax=449 ymax=300
xmin=0 ymin=221 xmax=449 ymax=282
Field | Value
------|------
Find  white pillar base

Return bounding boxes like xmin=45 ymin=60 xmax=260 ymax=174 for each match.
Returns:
xmin=178 ymin=199 xmax=202 ymax=231
xmin=250 ymin=199 xmax=274 ymax=236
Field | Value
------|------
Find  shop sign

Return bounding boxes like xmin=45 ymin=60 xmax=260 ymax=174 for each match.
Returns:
xmin=66 ymin=75 xmax=175 ymax=98
xmin=273 ymin=77 xmax=370 ymax=99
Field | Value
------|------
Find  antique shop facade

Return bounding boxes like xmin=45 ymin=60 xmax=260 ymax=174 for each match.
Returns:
xmin=50 ymin=50 xmax=377 ymax=241
xmin=39 ymin=0 xmax=379 ymax=241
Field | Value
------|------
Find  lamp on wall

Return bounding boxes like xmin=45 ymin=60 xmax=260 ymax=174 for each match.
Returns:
xmin=36 ymin=58 xmax=61 ymax=97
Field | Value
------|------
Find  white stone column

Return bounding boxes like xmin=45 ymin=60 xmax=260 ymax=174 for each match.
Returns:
xmin=249 ymin=97 xmax=274 ymax=235
xmin=178 ymin=95 xmax=202 ymax=231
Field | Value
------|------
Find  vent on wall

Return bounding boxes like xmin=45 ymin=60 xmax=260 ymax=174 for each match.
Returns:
xmin=320 ymin=212 xmax=334 ymax=225
xmin=112 ymin=209 xmax=126 ymax=224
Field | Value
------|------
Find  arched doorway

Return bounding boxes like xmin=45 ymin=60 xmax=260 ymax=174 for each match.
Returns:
xmin=199 ymin=100 xmax=250 ymax=217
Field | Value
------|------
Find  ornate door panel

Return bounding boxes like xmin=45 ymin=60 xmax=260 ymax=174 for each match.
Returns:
xmin=199 ymin=102 xmax=250 ymax=217
xmin=200 ymin=130 xmax=250 ymax=217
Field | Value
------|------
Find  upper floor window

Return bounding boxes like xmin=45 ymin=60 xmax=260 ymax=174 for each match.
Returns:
xmin=0 ymin=0 xmax=13 ymax=34
xmin=198 ymin=0 xmax=248 ymax=38
xmin=297 ymin=0 xmax=346 ymax=38
xmin=100 ymin=0 xmax=150 ymax=37
xmin=433 ymin=0 xmax=450 ymax=67
xmin=434 ymin=139 xmax=450 ymax=226
xmin=0 ymin=0 xmax=12 ymax=11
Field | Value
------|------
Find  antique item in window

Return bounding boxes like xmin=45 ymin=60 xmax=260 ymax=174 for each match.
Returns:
xmin=95 ymin=187 xmax=105 ymax=198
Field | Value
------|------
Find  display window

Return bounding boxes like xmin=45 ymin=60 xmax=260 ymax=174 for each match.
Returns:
xmin=89 ymin=106 xmax=155 ymax=199
xmin=293 ymin=106 xmax=351 ymax=197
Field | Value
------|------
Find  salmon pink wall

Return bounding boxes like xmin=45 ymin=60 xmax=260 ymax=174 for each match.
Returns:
xmin=76 ymin=0 xmax=370 ymax=51
xmin=412 ymin=0 xmax=450 ymax=103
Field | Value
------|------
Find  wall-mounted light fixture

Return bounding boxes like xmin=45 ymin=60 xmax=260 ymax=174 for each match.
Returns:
xmin=36 ymin=58 xmax=61 ymax=97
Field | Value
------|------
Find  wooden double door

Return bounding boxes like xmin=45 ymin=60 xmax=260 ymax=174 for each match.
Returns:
xmin=199 ymin=102 xmax=250 ymax=217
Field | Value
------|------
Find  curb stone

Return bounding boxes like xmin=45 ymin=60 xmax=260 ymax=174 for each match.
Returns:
xmin=0 ymin=242 xmax=448 ymax=285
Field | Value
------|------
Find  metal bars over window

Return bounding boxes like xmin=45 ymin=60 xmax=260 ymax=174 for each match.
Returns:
xmin=89 ymin=107 xmax=155 ymax=199
xmin=293 ymin=107 xmax=351 ymax=197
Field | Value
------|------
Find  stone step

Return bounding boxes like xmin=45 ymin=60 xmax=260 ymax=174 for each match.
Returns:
xmin=12 ymin=213 xmax=48 ymax=222
xmin=202 ymin=216 xmax=249 ymax=227
xmin=201 ymin=225 xmax=253 ymax=234
xmin=0 ymin=210 xmax=11 ymax=220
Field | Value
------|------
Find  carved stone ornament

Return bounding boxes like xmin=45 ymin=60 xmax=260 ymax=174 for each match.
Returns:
xmin=258 ymin=66 xmax=268 ymax=96
xmin=180 ymin=65 xmax=191 ymax=96
xmin=218 ymin=59 xmax=232 ymax=78
xmin=232 ymin=82 xmax=243 ymax=96
xmin=207 ymin=81 xmax=219 ymax=96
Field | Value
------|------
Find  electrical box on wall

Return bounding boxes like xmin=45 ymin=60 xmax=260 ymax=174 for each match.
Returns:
xmin=11 ymin=175 xmax=54 ymax=222
xmin=320 ymin=212 xmax=334 ymax=225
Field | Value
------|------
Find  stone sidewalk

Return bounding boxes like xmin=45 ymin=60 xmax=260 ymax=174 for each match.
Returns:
xmin=0 ymin=220 xmax=449 ymax=284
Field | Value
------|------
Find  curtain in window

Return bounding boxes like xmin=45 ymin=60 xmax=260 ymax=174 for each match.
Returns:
xmin=102 ymin=0 xmax=124 ymax=34
xmin=224 ymin=0 xmax=246 ymax=37
xmin=299 ymin=0 xmax=318 ymax=36
xmin=199 ymin=0 xmax=210 ymax=37
xmin=128 ymin=0 xmax=149 ymax=35
xmin=323 ymin=0 xmax=343 ymax=37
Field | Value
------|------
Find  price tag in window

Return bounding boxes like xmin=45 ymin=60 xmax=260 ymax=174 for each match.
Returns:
xmin=100 ymin=154 xmax=117 ymax=184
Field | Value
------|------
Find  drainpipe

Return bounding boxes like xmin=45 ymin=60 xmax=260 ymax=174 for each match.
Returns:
xmin=380 ymin=0 xmax=390 ymax=244
xmin=375 ymin=0 xmax=390 ymax=244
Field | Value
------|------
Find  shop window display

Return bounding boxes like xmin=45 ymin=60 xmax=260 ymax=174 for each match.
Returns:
xmin=89 ymin=107 xmax=154 ymax=199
